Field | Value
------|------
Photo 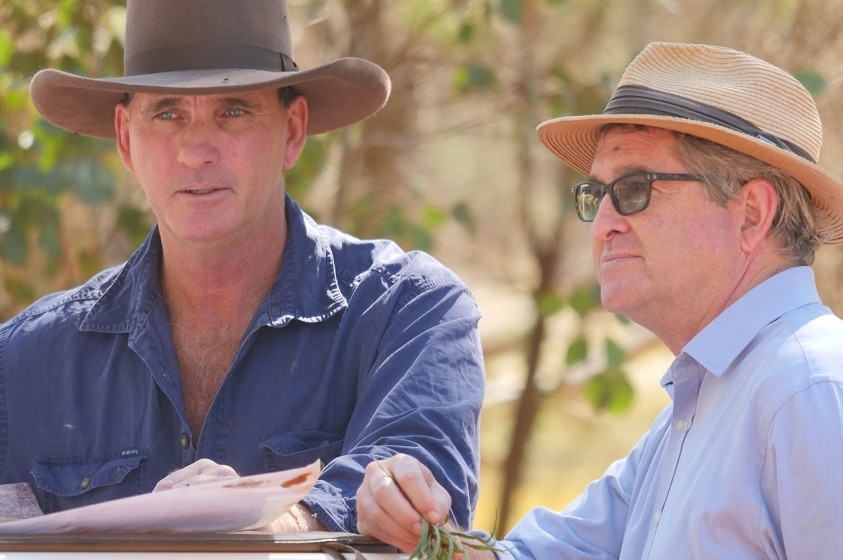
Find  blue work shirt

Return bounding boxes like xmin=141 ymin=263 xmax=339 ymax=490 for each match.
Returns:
xmin=496 ymin=266 xmax=843 ymax=559
xmin=0 ymin=196 xmax=484 ymax=532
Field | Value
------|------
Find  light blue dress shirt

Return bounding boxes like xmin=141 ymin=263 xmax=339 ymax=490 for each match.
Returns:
xmin=0 ymin=196 xmax=484 ymax=533
xmin=498 ymin=266 xmax=843 ymax=559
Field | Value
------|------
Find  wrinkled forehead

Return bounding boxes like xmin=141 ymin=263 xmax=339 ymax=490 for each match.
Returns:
xmin=589 ymin=126 xmax=690 ymax=182
xmin=123 ymin=89 xmax=286 ymax=111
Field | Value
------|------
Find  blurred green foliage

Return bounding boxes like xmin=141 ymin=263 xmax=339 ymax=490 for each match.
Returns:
xmin=0 ymin=0 xmax=137 ymax=306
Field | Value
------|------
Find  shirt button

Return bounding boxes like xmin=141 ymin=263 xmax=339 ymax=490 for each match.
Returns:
xmin=675 ymin=418 xmax=690 ymax=432
xmin=80 ymin=477 xmax=91 ymax=490
xmin=653 ymin=510 xmax=662 ymax=523
xmin=180 ymin=434 xmax=190 ymax=449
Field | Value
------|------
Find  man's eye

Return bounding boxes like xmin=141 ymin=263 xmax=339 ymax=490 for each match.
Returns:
xmin=155 ymin=111 xmax=177 ymax=121
xmin=225 ymin=107 xmax=246 ymax=117
xmin=618 ymin=180 xmax=648 ymax=192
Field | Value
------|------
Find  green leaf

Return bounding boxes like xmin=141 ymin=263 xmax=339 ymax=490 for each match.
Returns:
xmin=404 ymin=223 xmax=434 ymax=251
xmin=456 ymin=22 xmax=476 ymax=43
xmin=0 ymin=152 xmax=14 ymax=174
xmin=374 ymin=205 xmax=435 ymax=251
xmin=421 ymin=204 xmax=446 ymax=229
xmin=499 ymin=0 xmax=522 ymax=23
xmin=584 ymin=368 xmax=634 ymax=414
xmin=565 ymin=336 xmax=587 ymax=365
xmin=453 ymin=65 xmax=498 ymax=94
xmin=605 ymin=338 xmax=625 ymax=368
xmin=451 ymin=201 xmax=475 ymax=234
xmin=568 ymin=285 xmax=600 ymax=316
xmin=0 ymin=30 xmax=14 ymax=69
xmin=537 ymin=290 xmax=563 ymax=317
xmin=796 ymin=68 xmax=826 ymax=96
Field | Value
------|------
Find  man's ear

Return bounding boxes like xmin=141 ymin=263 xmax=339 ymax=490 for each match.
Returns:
xmin=114 ymin=103 xmax=135 ymax=173
xmin=282 ymin=96 xmax=308 ymax=170
xmin=739 ymin=178 xmax=778 ymax=252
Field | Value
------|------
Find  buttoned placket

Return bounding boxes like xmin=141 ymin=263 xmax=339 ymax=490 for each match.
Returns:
xmin=640 ymin=355 xmax=704 ymax=559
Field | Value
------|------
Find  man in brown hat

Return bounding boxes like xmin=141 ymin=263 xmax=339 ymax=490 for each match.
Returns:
xmin=359 ymin=42 xmax=843 ymax=557
xmin=0 ymin=0 xmax=483 ymax=540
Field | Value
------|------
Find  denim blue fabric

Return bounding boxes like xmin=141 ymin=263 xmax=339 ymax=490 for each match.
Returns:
xmin=0 ymin=196 xmax=484 ymax=533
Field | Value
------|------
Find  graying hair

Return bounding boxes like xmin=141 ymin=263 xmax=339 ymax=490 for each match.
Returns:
xmin=674 ymin=133 xmax=819 ymax=265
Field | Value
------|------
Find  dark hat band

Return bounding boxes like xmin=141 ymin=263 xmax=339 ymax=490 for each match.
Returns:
xmin=125 ymin=45 xmax=298 ymax=75
xmin=604 ymin=85 xmax=815 ymax=163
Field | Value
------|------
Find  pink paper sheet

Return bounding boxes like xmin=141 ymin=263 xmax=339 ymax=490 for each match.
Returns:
xmin=0 ymin=460 xmax=319 ymax=534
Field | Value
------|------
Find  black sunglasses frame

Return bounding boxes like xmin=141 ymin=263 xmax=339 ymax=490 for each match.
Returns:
xmin=571 ymin=172 xmax=705 ymax=222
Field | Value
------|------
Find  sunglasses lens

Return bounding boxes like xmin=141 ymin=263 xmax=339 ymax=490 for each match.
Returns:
xmin=574 ymin=183 xmax=602 ymax=221
xmin=613 ymin=176 xmax=651 ymax=215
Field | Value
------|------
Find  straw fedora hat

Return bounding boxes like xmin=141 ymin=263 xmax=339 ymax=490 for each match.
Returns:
xmin=29 ymin=0 xmax=390 ymax=139
xmin=537 ymin=41 xmax=843 ymax=244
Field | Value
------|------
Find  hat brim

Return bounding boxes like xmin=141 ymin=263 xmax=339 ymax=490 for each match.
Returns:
xmin=29 ymin=57 xmax=390 ymax=139
xmin=537 ymin=114 xmax=843 ymax=244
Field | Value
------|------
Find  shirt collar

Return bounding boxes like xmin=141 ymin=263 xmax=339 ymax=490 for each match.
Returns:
xmin=263 ymin=196 xmax=348 ymax=326
xmin=681 ymin=266 xmax=821 ymax=377
xmin=81 ymin=196 xmax=348 ymax=332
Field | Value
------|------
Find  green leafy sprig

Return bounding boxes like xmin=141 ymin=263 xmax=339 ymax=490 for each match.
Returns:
xmin=409 ymin=515 xmax=507 ymax=560
xmin=375 ymin=460 xmax=507 ymax=559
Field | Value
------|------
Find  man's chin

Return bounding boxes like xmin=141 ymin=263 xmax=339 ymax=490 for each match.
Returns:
xmin=599 ymin=291 xmax=638 ymax=318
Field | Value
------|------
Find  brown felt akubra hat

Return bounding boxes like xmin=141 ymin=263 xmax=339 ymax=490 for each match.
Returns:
xmin=29 ymin=0 xmax=391 ymax=139
xmin=537 ymin=41 xmax=843 ymax=244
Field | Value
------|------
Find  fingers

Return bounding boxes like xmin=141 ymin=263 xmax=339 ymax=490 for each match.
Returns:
xmin=387 ymin=454 xmax=447 ymax=526
xmin=153 ymin=458 xmax=239 ymax=492
xmin=357 ymin=460 xmax=420 ymax=551
xmin=356 ymin=454 xmax=452 ymax=553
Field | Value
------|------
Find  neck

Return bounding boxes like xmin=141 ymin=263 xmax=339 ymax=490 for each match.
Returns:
xmin=651 ymin=247 xmax=794 ymax=355
xmin=159 ymin=221 xmax=286 ymax=320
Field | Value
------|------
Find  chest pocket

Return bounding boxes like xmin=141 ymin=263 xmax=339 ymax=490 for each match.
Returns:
xmin=260 ymin=428 xmax=345 ymax=471
xmin=30 ymin=448 xmax=148 ymax=514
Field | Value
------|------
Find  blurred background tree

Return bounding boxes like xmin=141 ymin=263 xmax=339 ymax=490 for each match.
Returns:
xmin=3 ymin=0 xmax=843 ymax=535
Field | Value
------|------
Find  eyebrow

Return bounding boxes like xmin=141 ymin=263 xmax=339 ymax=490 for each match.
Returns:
xmin=144 ymin=97 xmax=182 ymax=116
xmin=216 ymin=96 xmax=261 ymax=109
xmin=589 ymin=165 xmax=652 ymax=182
xmin=141 ymin=95 xmax=261 ymax=116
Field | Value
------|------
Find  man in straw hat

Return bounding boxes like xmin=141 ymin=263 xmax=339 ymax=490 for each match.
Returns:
xmin=360 ymin=42 xmax=843 ymax=557
xmin=0 ymin=0 xmax=484 ymax=540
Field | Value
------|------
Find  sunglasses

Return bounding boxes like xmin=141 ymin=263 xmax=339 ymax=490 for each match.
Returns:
xmin=571 ymin=172 xmax=705 ymax=222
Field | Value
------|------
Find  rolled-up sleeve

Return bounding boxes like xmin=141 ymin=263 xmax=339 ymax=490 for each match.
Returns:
xmin=303 ymin=251 xmax=484 ymax=532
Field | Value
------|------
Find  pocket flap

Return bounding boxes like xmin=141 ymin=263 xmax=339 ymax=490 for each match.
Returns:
xmin=31 ymin=448 xmax=148 ymax=498
xmin=260 ymin=429 xmax=344 ymax=470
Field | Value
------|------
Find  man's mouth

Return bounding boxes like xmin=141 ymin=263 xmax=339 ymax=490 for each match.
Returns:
xmin=184 ymin=188 xmax=219 ymax=195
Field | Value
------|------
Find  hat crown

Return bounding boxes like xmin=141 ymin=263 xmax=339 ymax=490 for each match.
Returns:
xmin=124 ymin=0 xmax=295 ymax=75
xmin=618 ymin=42 xmax=822 ymax=161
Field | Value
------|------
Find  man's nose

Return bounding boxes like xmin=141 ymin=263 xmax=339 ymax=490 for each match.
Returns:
xmin=591 ymin=194 xmax=630 ymax=239
xmin=177 ymin=119 xmax=221 ymax=168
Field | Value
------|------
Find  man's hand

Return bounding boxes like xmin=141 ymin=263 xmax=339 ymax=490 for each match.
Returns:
xmin=152 ymin=458 xmax=239 ymax=491
xmin=356 ymin=453 xmax=453 ymax=552
xmin=153 ymin=459 xmax=326 ymax=533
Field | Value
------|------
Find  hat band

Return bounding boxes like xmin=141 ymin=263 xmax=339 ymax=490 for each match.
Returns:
xmin=125 ymin=45 xmax=298 ymax=76
xmin=604 ymin=85 xmax=815 ymax=164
